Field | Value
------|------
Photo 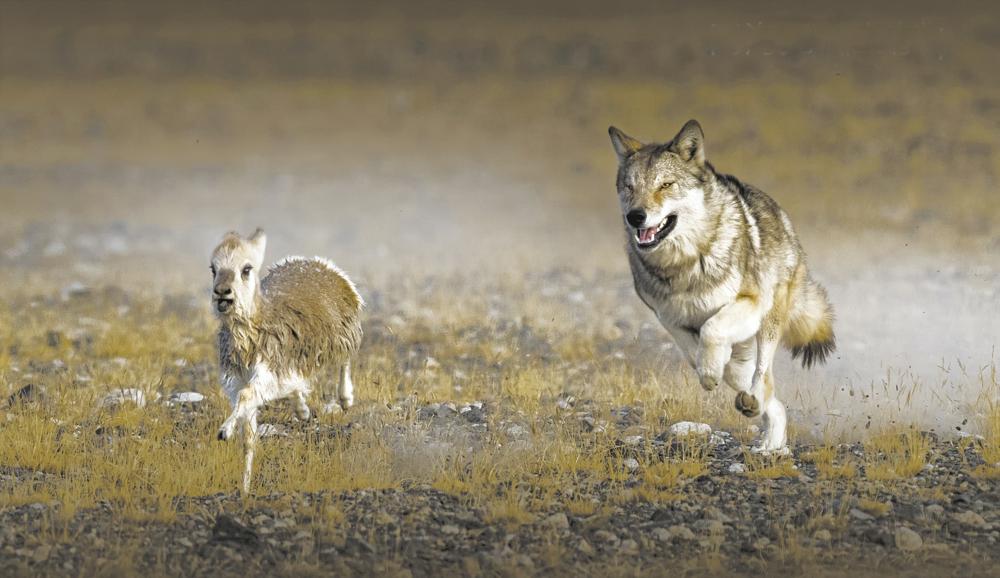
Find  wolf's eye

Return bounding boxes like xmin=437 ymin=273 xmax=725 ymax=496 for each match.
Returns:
xmin=660 ymin=182 xmax=675 ymax=190
xmin=242 ymin=265 xmax=252 ymax=279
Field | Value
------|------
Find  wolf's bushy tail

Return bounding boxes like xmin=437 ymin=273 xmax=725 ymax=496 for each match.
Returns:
xmin=783 ymin=277 xmax=836 ymax=369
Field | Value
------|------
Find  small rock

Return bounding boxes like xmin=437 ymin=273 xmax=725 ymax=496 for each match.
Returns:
xmin=436 ymin=403 xmax=457 ymax=418
xmin=669 ymin=421 xmax=712 ymax=437
xmin=693 ymin=519 xmax=726 ymax=534
xmin=727 ymin=463 xmax=747 ymax=474
xmin=620 ymin=538 xmax=639 ymax=555
xmin=544 ymin=513 xmax=570 ymax=530
xmin=32 ymin=544 xmax=52 ymax=563
xmin=849 ymin=508 xmax=874 ymax=521
xmin=623 ymin=435 xmax=644 ymax=446
xmin=651 ymin=527 xmax=671 ymax=542
xmin=577 ymin=539 xmax=594 ymax=555
xmin=622 ymin=458 xmax=640 ymax=472
xmin=100 ymin=388 xmax=147 ymax=409
xmin=256 ymin=423 xmax=283 ymax=438
xmin=951 ymin=510 xmax=988 ymax=528
xmin=813 ymin=529 xmax=832 ymax=542
xmin=212 ymin=515 xmax=258 ymax=546
xmin=668 ymin=525 xmax=696 ymax=541
xmin=895 ymin=526 xmax=923 ymax=551
xmin=440 ymin=524 xmax=461 ymax=535
xmin=556 ymin=396 xmax=575 ymax=410
xmin=166 ymin=392 xmax=204 ymax=406
xmin=594 ymin=530 xmax=619 ymax=546
xmin=7 ymin=384 xmax=45 ymax=408
xmin=925 ymin=504 xmax=945 ymax=518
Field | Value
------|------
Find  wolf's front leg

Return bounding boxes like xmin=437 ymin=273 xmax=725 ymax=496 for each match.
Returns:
xmin=698 ymin=298 xmax=763 ymax=390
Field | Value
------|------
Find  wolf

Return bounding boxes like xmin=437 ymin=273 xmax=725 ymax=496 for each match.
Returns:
xmin=607 ymin=120 xmax=835 ymax=453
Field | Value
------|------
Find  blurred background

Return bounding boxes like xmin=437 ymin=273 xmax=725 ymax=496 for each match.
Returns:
xmin=1 ymin=0 xmax=998 ymax=434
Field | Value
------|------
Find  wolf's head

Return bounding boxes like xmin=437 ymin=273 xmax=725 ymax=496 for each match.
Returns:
xmin=608 ymin=120 xmax=711 ymax=253
xmin=210 ymin=229 xmax=267 ymax=319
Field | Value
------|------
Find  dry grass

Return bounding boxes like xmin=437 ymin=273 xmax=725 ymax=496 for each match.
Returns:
xmin=862 ymin=430 xmax=931 ymax=481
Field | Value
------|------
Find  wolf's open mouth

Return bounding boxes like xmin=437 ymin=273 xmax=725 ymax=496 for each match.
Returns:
xmin=215 ymin=298 xmax=234 ymax=313
xmin=634 ymin=214 xmax=678 ymax=249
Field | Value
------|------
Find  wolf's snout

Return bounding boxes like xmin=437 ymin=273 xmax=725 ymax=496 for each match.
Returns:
xmin=626 ymin=209 xmax=646 ymax=228
xmin=214 ymin=286 xmax=233 ymax=298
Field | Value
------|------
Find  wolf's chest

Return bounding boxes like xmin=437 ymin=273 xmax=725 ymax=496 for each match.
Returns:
xmin=635 ymin=272 xmax=739 ymax=329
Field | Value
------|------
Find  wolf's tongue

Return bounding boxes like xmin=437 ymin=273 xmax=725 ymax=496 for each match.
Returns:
xmin=638 ymin=227 xmax=657 ymax=243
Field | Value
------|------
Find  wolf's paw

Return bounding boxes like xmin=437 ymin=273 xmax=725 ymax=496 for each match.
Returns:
xmin=217 ymin=427 xmax=232 ymax=441
xmin=338 ymin=396 xmax=354 ymax=412
xmin=750 ymin=443 xmax=791 ymax=457
xmin=295 ymin=404 xmax=312 ymax=421
xmin=735 ymin=392 xmax=760 ymax=417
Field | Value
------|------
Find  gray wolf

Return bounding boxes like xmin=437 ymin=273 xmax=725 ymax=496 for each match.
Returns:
xmin=608 ymin=120 xmax=834 ymax=453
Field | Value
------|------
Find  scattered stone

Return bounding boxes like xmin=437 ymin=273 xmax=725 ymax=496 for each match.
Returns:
xmin=668 ymin=525 xmax=696 ymax=541
xmin=594 ymin=530 xmax=619 ymax=546
xmin=693 ymin=519 xmax=726 ymax=535
xmin=925 ymin=504 xmax=945 ymax=518
xmin=100 ymin=388 xmax=147 ymax=409
xmin=620 ymin=538 xmax=639 ymax=555
xmin=727 ymin=463 xmax=746 ymax=474
xmin=951 ymin=510 xmax=988 ymax=528
xmin=849 ymin=508 xmax=874 ymax=521
xmin=212 ymin=515 xmax=258 ymax=546
xmin=6 ymin=384 xmax=45 ymax=408
xmin=256 ymin=423 xmax=284 ymax=438
xmin=544 ymin=513 xmax=570 ymax=530
xmin=894 ymin=526 xmax=923 ymax=551
xmin=577 ymin=539 xmax=594 ymax=555
xmin=623 ymin=435 xmax=644 ymax=447
xmin=166 ymin=392 xmax=204 ymax=406
xmin=669 ymin=421 xmax=711 ymax=437
xmin=813 ymin=529 xmax=833 ymax=542
xmin=622 ymin=458 xmax=640 ymax=472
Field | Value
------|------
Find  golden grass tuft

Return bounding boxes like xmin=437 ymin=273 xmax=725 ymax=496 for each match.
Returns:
xmin=863 ymin=430 xmax=930 ymax=481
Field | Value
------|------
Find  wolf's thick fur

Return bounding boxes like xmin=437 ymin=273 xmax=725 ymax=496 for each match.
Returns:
xmin=210 ymin=229 xmax=363 ymax=492
xmin=609 ymin=120 xmax=834 ymax=453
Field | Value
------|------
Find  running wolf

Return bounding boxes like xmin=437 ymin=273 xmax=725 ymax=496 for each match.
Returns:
xmin=608 ymin=120 xmax=835 ymax=453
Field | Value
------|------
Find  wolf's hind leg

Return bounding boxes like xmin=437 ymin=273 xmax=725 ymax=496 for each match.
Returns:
xmin=337 ymin=361 xmax=354 ymax=411
xmin=754 ymin=370 xmax=788 ymax=454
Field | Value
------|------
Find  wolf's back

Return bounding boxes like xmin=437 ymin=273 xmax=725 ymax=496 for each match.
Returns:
xmin=783 ymin=275 xmax=836 ymax=368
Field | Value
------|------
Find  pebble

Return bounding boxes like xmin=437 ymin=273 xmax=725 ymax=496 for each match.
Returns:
xmin=669 ymin=421 xmax=712 ymax=437
xmin=100 ymin=388 xmax=147 ymax=409
xmin=894 ymin=526 xmax=923 ymax=551
xmin=668 ymin=525 xmax=696 ymax=541
xmin=620 ymin=538 xmax=639 ymax=555
xmin=727 ymin=463 xmax=747 ymax=474
xmin=544 ymin=513 xmax=570 ymax=530
xmin=849 ymin=508 xmax=874 ymax=521
xmin=166 ymin=392 xmax=204 ymax=405
xmin=925 ymin=504 xmax=945 ymax=518
xmin=813 ymin=529 xmax=832 ymax=542
xmin=951 ymin=510 xmax=988 ymax=528
xmin=622 ymin=458 xmax=640 ymax=472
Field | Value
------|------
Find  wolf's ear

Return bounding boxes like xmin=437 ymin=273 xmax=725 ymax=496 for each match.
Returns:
xmin=669 ymin=119 xmax=705 ymax=167
xmin=248 ymin=228 xmax=267 ymax=267
xmin=609 ymin=126 xmax=643 ymax=163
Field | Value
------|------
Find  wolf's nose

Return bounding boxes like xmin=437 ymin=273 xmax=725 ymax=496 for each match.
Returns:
xmin=214 ymin=286 xmax=233 ymax=297
xmin=626 ymin=209 xmax=646 ymax=228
